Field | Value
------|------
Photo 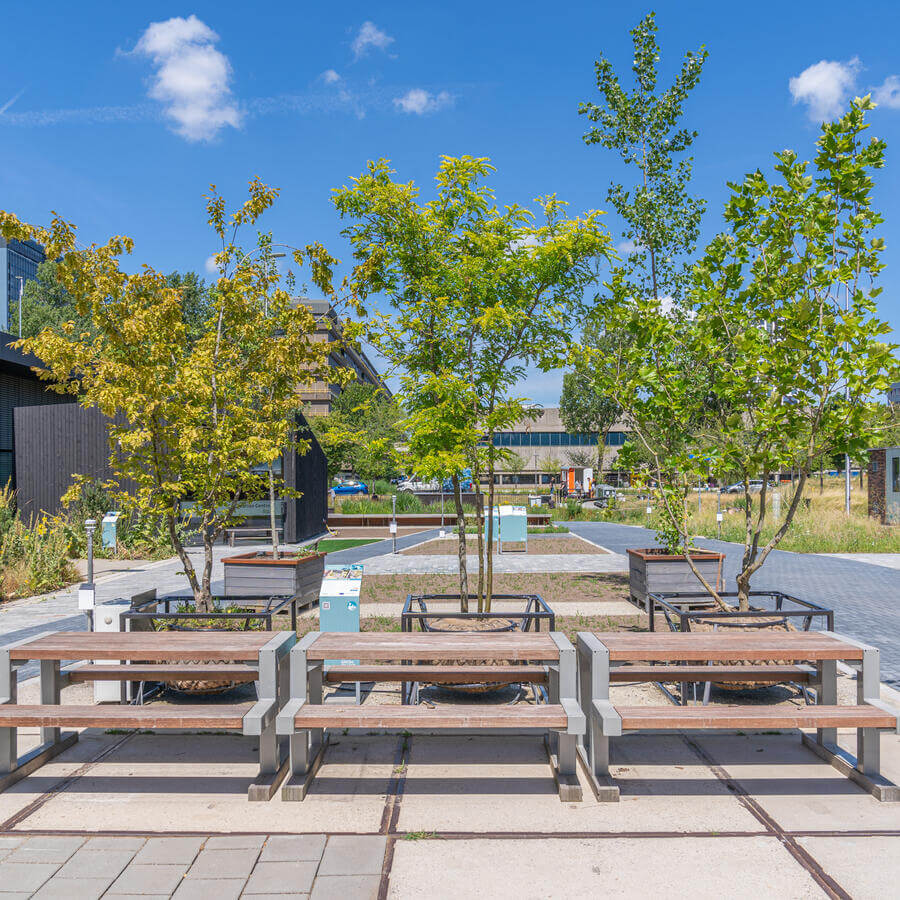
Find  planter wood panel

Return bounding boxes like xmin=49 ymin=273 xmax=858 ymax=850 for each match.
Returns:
xmin=627 ymin=548 xmax=724 ymax=611
xmin=223 ymin=551 xmax=326 ymax=605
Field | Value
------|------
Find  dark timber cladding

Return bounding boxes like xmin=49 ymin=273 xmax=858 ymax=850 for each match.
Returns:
xmin=0 ymin=331 xmax=74 ymax=491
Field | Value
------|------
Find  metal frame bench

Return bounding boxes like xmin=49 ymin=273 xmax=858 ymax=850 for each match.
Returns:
xmin=276 ymin=631 xmax=584 ymax=802
xmin=576 ymin=630 xmax=900 ymax=802
xmin=1 ymin=631 xmax=295 ymax=801
xmin=225 ymin=526 xmax=284 ymax=546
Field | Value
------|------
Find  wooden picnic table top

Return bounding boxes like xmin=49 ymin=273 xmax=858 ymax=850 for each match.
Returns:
xmin=307 ymin=631 xmax=561 ymax=662
xmin=6 ymin=631 xmax=275 ymax=662
xmin=594 ymin=631 xmax=864 ymax=662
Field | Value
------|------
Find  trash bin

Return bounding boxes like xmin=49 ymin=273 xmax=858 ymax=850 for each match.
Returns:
xmin=101 ymin=511 xmax=121 ymax=551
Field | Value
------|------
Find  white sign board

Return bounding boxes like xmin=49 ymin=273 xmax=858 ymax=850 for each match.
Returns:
xmin=78 ymin=583 xmax=96 ymax=610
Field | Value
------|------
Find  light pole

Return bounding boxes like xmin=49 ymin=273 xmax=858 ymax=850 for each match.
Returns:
xmin=16 ymin=276 xmax=24 ymax=337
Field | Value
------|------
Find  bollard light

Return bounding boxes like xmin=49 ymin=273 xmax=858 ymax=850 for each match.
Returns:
xmin=85 ymin=519 xmax=97 ymax=584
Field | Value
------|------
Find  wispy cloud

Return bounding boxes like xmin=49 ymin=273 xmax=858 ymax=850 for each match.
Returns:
xmin=789 ymin=57 xmax=861 ymax=121
xmin=0 ymin=88 xmax=25 ymax=116
xmin=131 ymin=14 xmax=241 ymax=142
xmin=873 ymin=75 xmax=900 ymax=109
xmin=352 ymin=22 xmax=394 ymax=59
xmin=393 ymin=88 xmax=453 ymax=115
xmin=320 ymin=69 xmax=341 ymax=84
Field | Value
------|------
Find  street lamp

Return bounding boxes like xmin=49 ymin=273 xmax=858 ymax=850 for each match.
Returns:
xmin=15 ymin=276 xmax=24 ymax=337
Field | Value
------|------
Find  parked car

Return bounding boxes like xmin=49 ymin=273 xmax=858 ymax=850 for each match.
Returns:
xmin=397 ymin=479 xmax=440 ymax=492
xmin=332 ymin=480 xmax=368 ymax=495
xmin=724 ymin=480 xmax=777 ymax=494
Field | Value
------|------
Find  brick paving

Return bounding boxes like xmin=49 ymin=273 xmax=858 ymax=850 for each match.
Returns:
xmin=567 ymin=521 xmax=900 ymax=688
xmin=0 ymin=834 xmax=384 ymax=899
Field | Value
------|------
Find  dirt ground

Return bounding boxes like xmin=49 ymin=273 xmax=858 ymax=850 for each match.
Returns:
xmin=358 ymin=572 xmax=632 ymax=605
xmin=400 ymin=535 xmax=607 ymax=556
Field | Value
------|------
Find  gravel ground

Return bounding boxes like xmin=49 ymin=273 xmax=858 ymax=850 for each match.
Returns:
xmin=400 ymin=535 xmax=606 ymax=556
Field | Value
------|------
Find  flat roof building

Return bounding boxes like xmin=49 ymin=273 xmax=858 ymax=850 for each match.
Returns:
xmin=0 ymin=238 xmax=46 ymax=332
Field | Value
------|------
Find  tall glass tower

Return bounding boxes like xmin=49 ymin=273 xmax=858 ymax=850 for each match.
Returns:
xmin=0 ymin=237 xmax=46 ymax=331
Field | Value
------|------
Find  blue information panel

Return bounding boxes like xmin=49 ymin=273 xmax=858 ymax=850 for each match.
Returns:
xmin=319 ymin=564 xmax=363 ymax=668
xmin=484 ymin=505 xmax=528 ymax=549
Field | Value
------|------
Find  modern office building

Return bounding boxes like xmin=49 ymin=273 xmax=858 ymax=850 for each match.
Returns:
xmin=0 ymin=238 xmax=46 ymax=332
xmin=295 ymin=298 xmax=390 ymax=416
xmin=490 ymin=407 xmax=630 ymax=485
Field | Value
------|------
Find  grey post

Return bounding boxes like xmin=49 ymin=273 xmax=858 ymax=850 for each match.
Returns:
xmin=576 ymin=632 xmax=611 ymax=779
xmin=39 ymin=660 xmax=61 ymax=746
xmin=252 ymin=632 xmax=296 ymax=775
xmin=0 ymin=647 xmax=18 ymax=774
xmin=816 ymin=658 xmax=838 ymax=747
xmin=857 ymin=645 xmax=881 ymax=776
xmin=289 ymin=632 xmax=321 ymax=777
xmin=550 ymin=632 xmax=578 ymax=790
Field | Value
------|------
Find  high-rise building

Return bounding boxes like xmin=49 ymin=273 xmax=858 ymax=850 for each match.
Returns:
xmin=0 ymin=237 xmax=46 ymax=331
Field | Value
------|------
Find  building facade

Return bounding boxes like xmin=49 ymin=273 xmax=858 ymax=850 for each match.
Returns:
xmin=296 ymin=298 xmax=390 ymax=416
xmin=490 ymin=407 xmax=630 ymax=485
xmin=0 ymin=238 xmax=46 ymax=332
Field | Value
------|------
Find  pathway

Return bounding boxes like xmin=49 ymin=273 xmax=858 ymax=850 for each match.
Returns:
xmin=566 ymin=521 xmax=900 ymax=688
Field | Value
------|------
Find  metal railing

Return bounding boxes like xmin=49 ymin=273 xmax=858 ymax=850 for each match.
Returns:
xmin=401 ymin=593 xmax=556 ymax=633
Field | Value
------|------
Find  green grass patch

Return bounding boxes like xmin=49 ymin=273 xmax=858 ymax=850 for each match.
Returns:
xmin=314 ymin=538 xmax=381 ymax=552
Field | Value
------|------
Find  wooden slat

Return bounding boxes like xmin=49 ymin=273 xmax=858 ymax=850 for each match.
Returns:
xmin=307 ymin=632 xmax=560 ymax=662
xmin=596 ymin=632 xmax=862 ymax=662
xmin=294 ymin=703 xmax=567 ymax=729
xmin=616 ymin=704 xmax=896 ymax=730
xmin=324 ymin=665 xmax=548 ymax=684
xmin=8 ymin=631 xmax=273 ymax=662
xmin=66 ymin=664 xmax=259 ymax=683
xmin=609 ymin=665 xmax=812 ymax=684
xmin=0 ymin=704 xmax=247 ymax=729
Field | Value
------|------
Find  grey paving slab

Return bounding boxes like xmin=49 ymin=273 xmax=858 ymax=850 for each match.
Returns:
xmin=108 ymin=863 xmax=187 ymax=895
xmin=310 ymin=875 xmax=380 ymax=900
xmin=259 ymin=835 xmax=327 ymax=862
xmin=243 ymin=860 xmax=319 ymax=894
xmin=204 ymin=834 xmax=267 ymax=850
xmin=567 ymin=520 xmax=900 ymax=687
xmin=0 ymin=862 xmax=59 ymax=893
xmin=132 ymin=837 xmax=204 ymax=866
xmin=359 ymin=551 xmax=626 ymax=574
xmin=31 ymin=876 xmax=113 ymax=900
xmin=242 ymin=895 xmax=309 ymax=899
xmin=4 ymin=840 xmax=82 ymax=864
xmin=54 ymin=848 xmax=136 ymax=879
xmin=186 ymin=847 xmax=259 ymax=879
xmin=0 ymin=836 xmax=25 ymax=849
xmin=15 ymin=835 xmax=84 ymax=853
xmin=81 ymin=836 xmax=147 ymax=852
xmin=318 ymin=836 xmax=386 ymax=877
xmin=173 ymin=878 xmax=245 ymax=899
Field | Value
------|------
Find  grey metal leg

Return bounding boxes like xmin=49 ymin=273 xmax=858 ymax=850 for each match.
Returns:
xmin=816 ymin=659 xmax=837 ymax=746
xmin=857 ymin=647 xmax=881 ymax=776
xmin=39 ymin=660 xmax=61 ymax=746
xmin=549 ymin=633 xmax=581 ymax=802
xmin=0 ymin=648 xmax=18 ymax=774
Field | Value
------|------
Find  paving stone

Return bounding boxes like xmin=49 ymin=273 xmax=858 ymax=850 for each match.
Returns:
xmin=172 ymin=877 xmax=245 ymax=899
xmin=309 ymin=875 xmax=380 ymax=900
xmin=32 ymin=876 xmax=113 ymax=899
xmin=105 ymin=895 xmax=170 ymax=899
xmin=240 ymin=895 xmax=309 ymax=899
xmin=186 ymin=847 xmax=259 ymax=878
xmin=108 ymin=863 xmax=188 ymax=895
xmin=243 ymin=860 xmax=318 ymax=894
xmin=82 ymin=836 xmax=147 ymax=852
xmin=54 ymin=848 xmax=136 ymax=879
xmin=132 ymin=837 xmax=204 ymax=865
xmin=204 ymin=834 xmax=267 ymax=850
xmin=318 ymin=836 xmax=386 ymax=877
xmin=0 ymin=836 xmax=25 ymax=849
xmin=0 ymin=862 xmax=59 ymax=893
xmin=6 ymin=838 xmax=84 ymax=864
xmin=17 ymin=835 xmax=84 ymax=853
xmin=260 ymin=835 xmax=327 ymax=862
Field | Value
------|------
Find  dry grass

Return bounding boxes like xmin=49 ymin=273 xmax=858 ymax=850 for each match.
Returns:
xmin=400 ymin=535 xmax=605 ymax=556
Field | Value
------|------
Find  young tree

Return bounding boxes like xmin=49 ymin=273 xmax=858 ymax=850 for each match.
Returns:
xmin=1 ymin=180 xmax=340 ymax=611
xmin=597 ymin=98 xmax=899 ymax=610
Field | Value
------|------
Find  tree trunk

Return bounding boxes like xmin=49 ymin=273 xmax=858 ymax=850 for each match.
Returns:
xmin=471 ymin=464 xmax=485 ymax=613
xmin=200 ymin=528 xmax=215 ymax=613
xmin=452 ymin=474 xmax=468 ymax=613
xmin=485 ymin=459 xmax=496 ymax=613
xmin=167 ymin=511 xmax=206 ymax=611
xmin=819 ymin=456 xmax=824 ymax=494
xmin=596 ymin=431 xmax=608 ymax=490
xmin=268 ymin=463 xmax=280 ymax=560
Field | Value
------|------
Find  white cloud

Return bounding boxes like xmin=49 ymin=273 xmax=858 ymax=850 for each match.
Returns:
xmin=616 ymin=239 xmax=641 ymax=254
xmin=321 ymin=69 xmax=341 ymax=84
xmin=204 ymin=254 xmax=220 ymax=275
xmin=132 ymin=15 xmax=241 ymax=141
xmin=789 ymin=57 xmax=860 ymax=121
xmin=352 ymin=22 xmax=394 ymax=59
xmin=393 ymin=88 xmax=453 ymax=115
xmin=873 ymin=75 xmax=900 ymax=109
xmin=0 ymin=88 xmax=25 ymax=116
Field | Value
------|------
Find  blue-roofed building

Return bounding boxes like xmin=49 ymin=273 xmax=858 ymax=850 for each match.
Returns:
xmin=0 ymin=237 xmax=46 ymax=332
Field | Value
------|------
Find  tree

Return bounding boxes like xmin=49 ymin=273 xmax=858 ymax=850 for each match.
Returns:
xmin=596 ymin=98 xmax=899 ymax=610
xmin=579 ymin=11 xmax=707 ymax=306
xmin=1 ymin=179 xmax=340 ymax=611
xmin=12 ymin=261 xmax=92 ymax=339
xmin=505 ymin=450 xmax=525 ymax=484
xmin=309 ymin=382 xmax=404 ymax=484
xmin=334 ymin=156 xmax=612 ymax=611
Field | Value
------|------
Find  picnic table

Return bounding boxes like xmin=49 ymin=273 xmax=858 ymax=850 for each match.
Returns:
xmin=575 ymin=630 xmax=900 ymax=802
xmin=275 ymin=630 xmax=585 ymax=801
xmin=0 ymin=630 xmax=296 ymax=800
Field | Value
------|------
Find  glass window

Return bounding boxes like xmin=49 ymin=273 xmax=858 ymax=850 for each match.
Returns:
xmin=892 ymin=456 xmax=899 ymax=493
xmin=551 ymin=433 xmax=561 ymax=447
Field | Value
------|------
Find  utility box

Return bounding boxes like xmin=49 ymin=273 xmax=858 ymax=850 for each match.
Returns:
xmin=101 ymin=511 xmax=121 ymax=550
xmin=868 ymin=448 xmax=900 ymax=524
xmin=318 ymin=564 xmax=363 ymax=667
xmin=485 ymin=504 xmax=528 ymax=551
xmin=92 ymin=599 xmax=131 ymax=703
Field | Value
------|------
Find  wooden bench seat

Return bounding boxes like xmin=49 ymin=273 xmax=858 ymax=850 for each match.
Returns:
xmin=324 ymin=665 xmax=548 ymax=685
xmin=608 ymin=665 xmax=813 ymax=684
xmin=0 ymin=704 xmax=249 ymax=730
xmin=291 ymin=703 xmax=569 ymax=730
xmin=607 ymin=703 xmax=898 ymax=731
xmin=64 ymin=664 xmax=259 ymax=684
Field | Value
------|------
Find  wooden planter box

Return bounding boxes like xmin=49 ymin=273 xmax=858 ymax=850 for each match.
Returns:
xmin=627 ymin=548 xmax=724 ymax=612
xmin=223 ymin=550 xmax=326 ymax=607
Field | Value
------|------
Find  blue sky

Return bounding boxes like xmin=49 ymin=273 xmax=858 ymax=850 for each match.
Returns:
xmin=2 ymin=1 xmax=900 ymax=405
